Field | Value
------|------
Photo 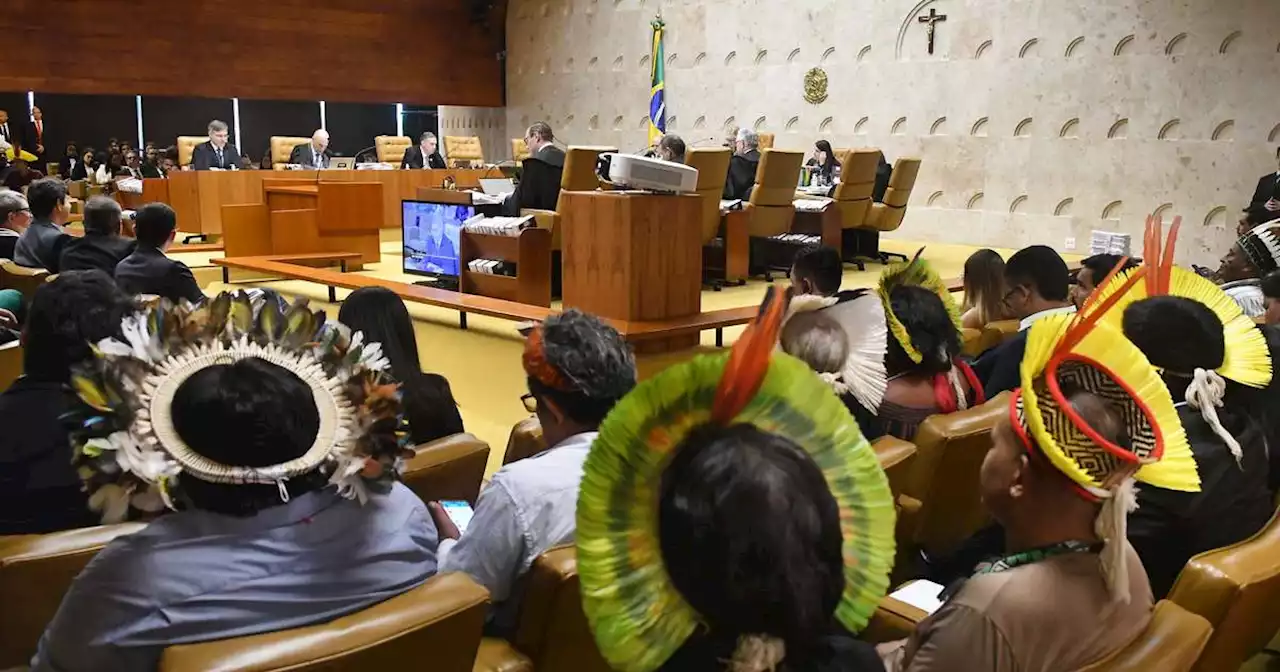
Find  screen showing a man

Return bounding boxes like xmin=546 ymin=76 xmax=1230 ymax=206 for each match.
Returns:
xmin=403 ymin=201 xmax=470 ymax=278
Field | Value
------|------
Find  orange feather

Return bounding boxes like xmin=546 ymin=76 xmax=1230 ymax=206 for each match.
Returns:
xmin=711 ymin=285 xmax=793 ymax=425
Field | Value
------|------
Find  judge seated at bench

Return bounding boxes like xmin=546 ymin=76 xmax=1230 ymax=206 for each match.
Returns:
xmin=722 ymin=127 xmax=761 ymax=201
xmin=656 ymin=133 xmax=686 ymax=163
xmin=400 ymin=131 xmax=446 ymax=169
xmin=502 ymin=121 xmax=566 ymax=216
xmin=190 ymin=119 xmax=242 ymax=171
xmin=288 ymin=129 xmax=331 ymax=169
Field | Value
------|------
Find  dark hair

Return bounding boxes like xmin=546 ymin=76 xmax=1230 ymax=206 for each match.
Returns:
xmin=660 ymin=423 xmax=844 ymax=663
xmin=527 ymin=309 xmax=636 ymax=427
xmin=23 ymin=271 xmax=134 ymax=380
xmin=1005 ymin=245 xmax=1070 ymax=301
xmin=885 ymin=285 xmax=961 ymax=376
xmin=791 ymin=245 xmax=843 ymax=297
xmin=82 ymin=196 xmax=122 ymax=236
xmin=1122 ymin=296 xmax=1226 ymax=373
xmin=171 ymin=357 xmax=326 ymax=516
xmin=814 ymin=140 xmax=839 ymax=169
xmin=1261 ymin=271 xmax=1280 ymax=300
xmin=26 ymin=178 xmax=68 ymax=220
xmin=658 ymin=134 xmax=686 ymax=163
xmin=134 ymin=203 xmax=178 ymax=247
xmin=338 ymin=287 xmax=463 ymax=443
xmin=962 ymin=248 xmax=1005 ymax=324
xmin=1078 ymin=254 xmax=1137 ymax=288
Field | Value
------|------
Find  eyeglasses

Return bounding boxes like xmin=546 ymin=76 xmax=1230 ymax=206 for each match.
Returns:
xmin=1001 ymin=285 xmax=1027 ymax=305
xmin=521 ymin=393 xmax=537 ymax=413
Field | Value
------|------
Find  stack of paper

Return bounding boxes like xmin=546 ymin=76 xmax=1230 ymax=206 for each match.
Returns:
xmin=466 ymin=258 xmax=516 ymax=277
xmin=1089 ymin=230 xmax=1131 ymax=256
xmin=770 ymin=232 xmax=821 ymax=246
xmin=719 ymin=199 xmax=744 ymax=213
xmin=461 ymin=214 xmax=535 ymax=237
xmin=793 ymin=197 xmax=833 ymax=212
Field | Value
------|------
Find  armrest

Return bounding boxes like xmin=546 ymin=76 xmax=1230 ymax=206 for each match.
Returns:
xmin=860 ymin=594 xmax=930 ymax=644
xmin=473 ymin=637 xmax=534 ymax=672
xmin=401 ymin=433 xmax=490 ymax=506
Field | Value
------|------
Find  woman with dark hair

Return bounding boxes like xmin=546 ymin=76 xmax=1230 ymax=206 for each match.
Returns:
xmin=70 ymin=148 xmax=96 ymax=182
xmin=959 ymin=248 xmax=1008 ymax=328
xmin=58 ymin=142 xmax=80 ymax=179
xmin=805 ymin=139 xmax=841 ymax=185
xmin=338 ymin=286 xmax=463 ymax=444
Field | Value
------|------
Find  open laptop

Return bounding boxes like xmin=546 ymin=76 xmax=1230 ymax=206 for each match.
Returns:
xmin=479 ymin=178 xmax=516 ymax=195
xmin=330 ymin=157 xmax=355 ymax=170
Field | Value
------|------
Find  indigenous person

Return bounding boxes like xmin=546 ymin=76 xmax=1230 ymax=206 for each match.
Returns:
xmin=1215 ymin=221 xmax=1280 ymax=317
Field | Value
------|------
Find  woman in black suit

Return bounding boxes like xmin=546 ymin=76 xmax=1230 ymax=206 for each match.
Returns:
xmin=58 ymin=142 xmax=80 ymax=179
xmin=69 ymin=148 xmax=96 ymax=181
xmin=805 ymin=139 xmax=841 ymax=185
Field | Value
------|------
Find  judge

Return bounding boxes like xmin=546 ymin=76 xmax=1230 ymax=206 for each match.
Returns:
xmin=722 ymin=128 xmax=760 ymax=201
xmin=400 ymin=132 xmax=446 ymax=169
xmin=288 ymin=129 xmax=331 ymax=169
xmin=503 ymin=122 xmax=565 ymax=215
xmin=190 ymin=120 xmax=242 ymax=171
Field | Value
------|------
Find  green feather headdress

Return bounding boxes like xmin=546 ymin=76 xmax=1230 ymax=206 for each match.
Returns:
xmin=64 ymin=291 xmax=410 ymax=524
xmin=876 ymin=248 xmax=964 ymax=363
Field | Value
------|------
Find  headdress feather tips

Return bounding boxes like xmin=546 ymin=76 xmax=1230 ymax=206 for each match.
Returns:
xmin=876 ymin=248 xmax=963 ymax=364
xmin=713 ymin=285 xmax=792 ymax=424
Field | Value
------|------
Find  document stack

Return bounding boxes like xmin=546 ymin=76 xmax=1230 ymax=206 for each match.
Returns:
xmin=461 ymin=214 xmax=536 ymax=237
xmin=1089 ymin=230 xmax=1131 ymax=256
xmin=466 ymin=258 xmax=516 ymax=277
xmin=792 ymin=197 xmax=833 ymax=213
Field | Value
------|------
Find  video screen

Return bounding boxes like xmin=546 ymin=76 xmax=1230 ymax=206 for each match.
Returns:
xmin=402 ymin=201 xmax=473 ymax=278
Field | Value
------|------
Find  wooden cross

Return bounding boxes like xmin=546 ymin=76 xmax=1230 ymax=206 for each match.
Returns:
xmin=918 ymin=8 xmax=947 ymax=55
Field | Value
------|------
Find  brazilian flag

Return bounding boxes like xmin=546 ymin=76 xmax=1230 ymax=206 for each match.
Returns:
xmin=648 ymin=17 xmax=666 ymax=145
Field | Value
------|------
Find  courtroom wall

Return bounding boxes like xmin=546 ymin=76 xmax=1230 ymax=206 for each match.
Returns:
xmin=504 ymin=0 xmax=1280 ymax=264
xmin=0 ymin=0 xmax=505 ymax=107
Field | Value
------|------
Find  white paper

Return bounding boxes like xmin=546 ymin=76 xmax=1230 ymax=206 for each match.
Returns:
xmin=889 ymin=579 xmax=946 ymax=615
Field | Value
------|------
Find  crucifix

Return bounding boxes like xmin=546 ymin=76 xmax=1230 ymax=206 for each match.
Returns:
xmin=918 ymin=7 xmax=947 ymax=55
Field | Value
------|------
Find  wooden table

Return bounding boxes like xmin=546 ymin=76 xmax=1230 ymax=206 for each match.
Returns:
xmin=220 ymin=179 xmax=384 ymax=264
xmin=560 ymin=191 xmax=704 ymax=353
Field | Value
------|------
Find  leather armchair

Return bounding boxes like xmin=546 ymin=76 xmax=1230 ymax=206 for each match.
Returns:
xmin=1167 ymin=509 xmax=1280 ymax=672
xmin=375 ymin=136 xmax=412 ymax=165
xmin=159 ymin=573 xmax=490 ymax=672
xmin=858 ymin=157 xmax=922 ymax=264
xmin=0 ymin=341 xmax=20 ymax=393
xmin=0 ymin=523 xmax=146 ymax=668
xmin=0 ymin=259 xmax=50 ymax=300
xmin=745 ymin=149 xmax=804 ymax=239
xmin=503 ymin=416 xmax=546 ymax=466
xmin=686 ymin=148 xmax=733 ymax=247
xmin=1080 ymin=601 xmax=1213 ymax=672
xmin=511 ymin=138 xmax=530 ymax=163
xmin=445 ymin=136 xmax=485 ymax=168
xmin=872 ymin=435 xmax=917 ymax=498
xmin=831 ymin=149 xmax=881 ymax=231
xmin=269 ymin=136 xmax=312 ymax=170
xmin=177 ymin=136 xmax=209 ymax=168
xmin=401 ymin=433 xmax=491 ymax=506
xmin=524 ymin=146 xmax=615 ymax=252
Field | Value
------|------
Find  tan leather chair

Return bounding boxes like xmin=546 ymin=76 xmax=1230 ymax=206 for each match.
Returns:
xmin=745 ymin=149 xmax=804 ymax=240
xmin=833 ymin=149 xmax=882 ymax=262
xmin=981 ymin=319 xmax=1020 ymax=347
xmin=1167 ymin=509 xmax=1280 ymax=672
xmin=177 ymin=136 xmax=209 ymax=168
xmin=960 ymin=328 xmax=985 ymax=357
xmin=401 ymin=433 xmax=490 ymax=506
xmin=511 ymin=138 xmax=530 ymax=163
xmin=0 ymin=341 xmax=20 ymax=393
xmin=524 ymin=146 xmax=616 ymax=252
xmin=901 ymin=392 xmax=1009 ymax=559
xmin=757 ymin=132 xmax=775 ymax=150
xmin=445 ymin=136 xmax=485 ymax=168
xmin=0 ymin=523 xmax=145 ymax=668
xmin=1080 ymin=601 xmax=1213 ymax=672
xmin=375 ymin=135 xmax=412 ymax=165
xmin=269 ymin=136 xmax=312 ymax=170
xmin=472 ymin=546 xmax=610 ymax=672
xmin=159 ymin=573 xmax=490 ymax=672
xmin=504 ymin=416 xmax=546 ymax=466
xmin=859 ymin=157 xmax=922 ymax=264
xmin=685 ymin=148 xmax=734 ymax=285
xmin=0 ymin=259 xmax=51 ymax=300
xmin=873 ymin=435 xmax=917 ymax=499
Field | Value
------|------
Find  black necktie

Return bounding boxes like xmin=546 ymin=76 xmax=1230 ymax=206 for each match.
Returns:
xmin=215 ymin=148 xmax=223 ymax=167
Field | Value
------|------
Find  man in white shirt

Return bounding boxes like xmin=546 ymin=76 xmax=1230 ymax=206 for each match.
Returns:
xmin=288 ymin=129 xmax=331 ymax=169
xmin=428 ymin=309 xmax=637 ymax=634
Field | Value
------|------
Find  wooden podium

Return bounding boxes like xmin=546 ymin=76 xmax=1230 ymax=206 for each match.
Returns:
xmin=560 ymin=191 xmax=703 ymax=352
xmin=221 ymin=179 xmax=384 ymax=264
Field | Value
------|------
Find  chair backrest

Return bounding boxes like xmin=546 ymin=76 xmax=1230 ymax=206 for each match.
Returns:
xmin=270 ymin=136 xmax=312 ymax=169
xmin=0 ymin=341 xmax=21 ymax=393
xmin=1078 ymin=600 xmax=1213 ymax=672
xmin=868 ymin=157 xmax=923 ymax=234
xmin=1167 ymin=508 xmax=1280 ymax=672
xmin=177 ymin=136 xmax=209 ymax=167
xmin=872 ymin=435 xmax=918 ymax=498
xmin=512 ymin=138 xmax=531 ymax=162
xmin=981 ymin=319 xmax=1021 ymax=347
xmin=375 ymin=135 xmax=412 ymax=164
xmin=504 ymin=415 xmax=547 ymax=466
xmin=555 ymin=146 xmax=615 ymax=211
xmin=906 ymin=392 xmax=1009 ymax=556
xmin=756 ymin=132 xmax=775 ymax=149
xmin=158 ymin=573 xmax=489 ymax=672
xmin=0 ymin=259 xmax=50 ymax=300
xmin=685 ymin=147 xmax=732 ymax=245
xmin=831 ymin=148 xmax=882 ymax=230
xmin=444 ymin=136 xmax=485 ymax=166
xmin=0 ymin=523 xmax=145 ymax=668
xmin=513 ymin=546 xmax=610 ymax=672
xmin=400 ymin=433 xmax=490 ymax=506
xmin=749 ymin=149 xmax=805 ymax=207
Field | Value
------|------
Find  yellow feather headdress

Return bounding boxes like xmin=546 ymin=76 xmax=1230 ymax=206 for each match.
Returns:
xmin=876 ymin=248 xmax=963 ymax=364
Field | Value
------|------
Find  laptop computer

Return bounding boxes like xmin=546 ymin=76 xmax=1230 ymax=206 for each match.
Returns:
xmin=330 ymin=157 xmax=355 ymax=170
xmin=479 ymin=178 xmax=516 ymax=195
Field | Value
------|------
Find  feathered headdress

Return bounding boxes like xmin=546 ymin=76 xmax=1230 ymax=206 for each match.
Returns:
xmin=1238 ymin=220 xmax=1280 ymax=276
xmin=1013 ymin=260 xmax=1198 ymax=603
xmin=576 ymin=287 xmax=896 ymax=672
xmin=1086 ymin=215 xmax=1272 ymax=466
xmin=64 ymin=291 xmax=408 ymax=524
xmin=779 ymin=291 xmax=888 ymax=412
xmin=877 ymin=248 xmax=964 ymax=364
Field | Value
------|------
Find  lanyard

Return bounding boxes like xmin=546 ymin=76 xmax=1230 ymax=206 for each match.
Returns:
xmin=941 ymin=540 xmax=1101 ymax=602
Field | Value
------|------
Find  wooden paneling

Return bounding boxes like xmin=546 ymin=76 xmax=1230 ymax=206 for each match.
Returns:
xmin=1 ymin=0 xmax=505 ymax=106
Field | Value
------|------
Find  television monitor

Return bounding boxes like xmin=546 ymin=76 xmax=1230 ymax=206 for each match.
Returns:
xmin=402 ymin=200 xmax=474 ymax=279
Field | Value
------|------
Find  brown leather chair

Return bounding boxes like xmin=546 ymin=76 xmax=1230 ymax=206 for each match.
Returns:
xmin=511 ymin=138 xmax=530 ymax=163
xmin=1167 ymin=508 xmax=1280 ymax=672
xmin=901 ymin=392 xmax=1009 ymax=560
xmin=472 ymin=546 xmax=609 ymax=672
xmin=445 ymin=136 xmax=485 ymax=168
xmin=857 ymin=157 xmax=922 ymax=264
xmin=159 ymin=573 xmax=490 ymax=672
xmin=757 ymin=132 xmax=775 ymax=150
xmin=177 ymin=136 xmax=209 ymax=168
xmin=401 ymin=433 xmax=490 ymax=506
xmin=375 ymin=135 xmax=412 ymax=165
xmin=1080 ymin=601 xmax=1213 ymax=672
xmin=981 ymin=320 xmax=1021 ymax=347
xmin=0 ymin=341 xmax=20 ymax=393
xmin=834 ymin=149 xmax=884 ymax=263
xmin=960 ymin=328 xmax=985 ymax=357
xmin=503 ymin=416 xmax=546 ymax=466
xmin=873 ymin=435 xmax=917 ymax=499
xmin=0 ymin=259 xmax=51 ymax=300
xmin=0 ymin=523 xmax=145 ymax=668
xmin=685 ymin=148 xmax=734 ymax=285
xmin=523 ymin=146 xmax=616 ymax=252
xmin=269 ymin=136 xmax=313 ymax=170
xmin=744 ymin=149 xmax=805 ymax=260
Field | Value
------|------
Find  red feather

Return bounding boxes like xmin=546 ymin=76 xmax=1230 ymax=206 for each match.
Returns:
xmin=711 ymin=286 xmax=792 ymax=425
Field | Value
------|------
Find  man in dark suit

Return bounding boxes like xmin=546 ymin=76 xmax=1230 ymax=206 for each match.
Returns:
xmin=502 ymin=122 xmax=566 ymax=216
xmin=1241 ymin=146 xmax=1280 ymax=234
xmin=0 ymin=108 xmax=21 ymax=172
xmin=190 ymin=119 xmax=242 ymax=171
xmin=59 ymin=196 xmax=136 ymax=274
xmin=13 ymin=178 xmax=71 ymax=271
xmin=722 ymin=128 xmax=761 ymax=201
xmin=25 ymin=105 xmax=45 ymax=168
xmin=288 ymin=129 xmax=331 ymax=169
xmin=400 ymin=131 xmax=446 ymax=169
xmin=115 ymin=203 xmax=205 ymax=304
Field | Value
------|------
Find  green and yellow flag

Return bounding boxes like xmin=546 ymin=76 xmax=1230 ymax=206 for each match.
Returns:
xmin=648 ymin=16 xmax=666 ymax=145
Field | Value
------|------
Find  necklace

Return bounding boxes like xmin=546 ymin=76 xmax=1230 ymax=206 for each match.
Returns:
xmin=973 ymin=540 xmax=1101 ymax=576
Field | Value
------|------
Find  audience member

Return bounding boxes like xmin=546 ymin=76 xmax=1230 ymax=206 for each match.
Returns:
xmin=401 ymin=131 xmax=446 ymax=169
xmin=1261 ymin=270 xmax=1280 ymax=325
xmin=723 ymin=127 xmax=761 ymax=201
xmin=57 ymin=142 xmax=80 ymax=179
xmin=13 ymin=177 xmax=70 ymax=271
xmin=338 ymin=287 xmax=464 ymax=444
xmin=656 ymin=133 xmax=686 ymax=163
xmin=118 ymin=149 xmax=144 ymax=178
xmin=114 ymin=203 xmax=205 ymax=303
xmin=576 ymin=288 xmax=894 ymax=672
xmin=289 ymin=129 xmax=331 ymax=169
xmin=972 ymin=245 xmax=1073 ymax=396
xmin=160 ymin=153 xmax=177 ymax=176
xmin=790 ymin=245 xmax=845 ymax=298
xmin=0 ymin=108 xmax=23 ymax=168
xmin=141 ymin=143 xmax=163 ymax=177
xmin=26 ymin=105 xmax=45 ymax=166
xmin=191 ymin=120 xmax=242 ymax=170
xmin=1216 ymin=222 xmax=1280 ymax=316
xmin=106 ymin=137 xmax=120 ymax=156
xmin=428 ymin=310 xmax=636 ymax=634
xmin=70 ymin=148 xmax=96 ymax=182
xmin=503 ymin=122 xmax=565 ymax=215
xmin=0 ymin=190 xmax=31 ymax=260
xmin=0 ymin=271 xmax=135 ymax=535
xmin=58 ymin=196 xmax=136 ymax=274
xmin=1071 ymin=253 xmax=1138 ymax=309
xmin=2 ymin=158 xmax=44 ymax=191
xmin=1242 ymin=146 xmax=1280 ymax=229
xmin=805 ymin=139 xmax=841 ymax=184
xmin=95 ymin=152 xmax=124 ymax=183
xmin=959 ymin=248 xmax=1007 ymax=329
xmin=33 ymin=294 xmax=439 ymax=671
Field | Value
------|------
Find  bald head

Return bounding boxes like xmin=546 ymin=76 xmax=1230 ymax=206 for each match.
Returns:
xmin=312 ymin=129 xmax=329 ymax=152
